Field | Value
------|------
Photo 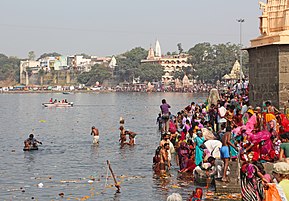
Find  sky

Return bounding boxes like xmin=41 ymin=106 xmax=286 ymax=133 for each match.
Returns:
xmin=0 ymin=0 xmax=261 ymax=58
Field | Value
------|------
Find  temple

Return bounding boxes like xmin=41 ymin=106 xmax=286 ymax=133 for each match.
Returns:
xmin=251 ymin=0 xmax=289 ymax=47
xmin=247 ymin=0 xmax=289 ymax=109
xmin=141 ymin=40 xmax=192 ymax=84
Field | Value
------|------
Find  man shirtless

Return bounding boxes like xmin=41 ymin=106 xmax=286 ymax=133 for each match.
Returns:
xmin=220 ymin=126 xmax=238 ymax=182
xmin=126 ymin=130 xmax=136 ymax=145
xmin=119 ymin=126 xmax=127 ymax=146
xmin=91 ymin=126 xmax=99 ymax=144
xmin=160 ymin=143 xmax=170 ymax=176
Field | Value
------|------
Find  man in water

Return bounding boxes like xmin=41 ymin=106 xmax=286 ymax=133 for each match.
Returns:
xmin=91 ymin=126 xmax=99 ymax=144
xmin=24 ymin=134 xmax=42 ymax=149
xmin=119 ymin=126 xmax=127 ymax=146
xmin=126 ymin=130 xmax=136 ymax=145
xmin=160 ymin=99 xmax=171 ymax=133
xmin=160 ymin=143 xmax=170 ymax=176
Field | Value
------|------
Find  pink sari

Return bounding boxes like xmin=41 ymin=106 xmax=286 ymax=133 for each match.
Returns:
xmin=246 ymin=114 xmax=257 ymax=135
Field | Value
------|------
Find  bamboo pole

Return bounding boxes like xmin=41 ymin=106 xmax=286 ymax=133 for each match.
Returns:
xmin=107 ymin=160 xmax=120 ymax=193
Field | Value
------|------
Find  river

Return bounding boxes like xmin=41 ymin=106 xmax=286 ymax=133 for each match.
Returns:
xmin=0 ymin=92 xmax=208 ymax=201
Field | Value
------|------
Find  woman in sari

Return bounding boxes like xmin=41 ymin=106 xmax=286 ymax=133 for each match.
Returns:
xmin=177 ymin=141 xmax=190 ymax=171
xmin=241 ymin=163 xmax=267 ymax=201
xmin=194 ymin=130 xmax=205 ymax=166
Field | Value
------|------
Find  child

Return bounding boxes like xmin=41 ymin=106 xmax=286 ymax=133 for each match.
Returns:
xmin=156 ymin=113 xmax=162 ymax=131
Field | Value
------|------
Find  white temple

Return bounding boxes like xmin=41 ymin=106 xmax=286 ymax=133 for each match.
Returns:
xmin=108 ymin=56 xmax=117 ymax=69
xmin=155 ymin=40 xmax=162 ymax=58
xmin=222 ymin=60 xmax=244 ymax=80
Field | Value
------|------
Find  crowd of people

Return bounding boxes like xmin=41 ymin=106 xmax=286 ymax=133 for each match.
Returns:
xmin=153 ymin=81 xmax=289 ymax=201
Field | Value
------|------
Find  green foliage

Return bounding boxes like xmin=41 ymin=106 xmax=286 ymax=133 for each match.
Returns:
xmin=77 ymin=64 xmax=112 ymax=86
xmin=187 ymin=42 xmax=248 ymax=82
xmin=28 ymin=51 xmax=36 ymax=60
xmin=79 ymin=53 xmax=90 ymax=59
xmin=0 ymin=53 xmax=20 ymax=82
xmin=115 ymin=47 xmax=148 ymax=82
xmin=173 ymin=70 xmax=184 ymax=80
xmin=135 ymin=63 xmax=163 ymax=82
xmin=177 ymin=43 xmax=183 ymax=54
xmin=38 ymin=52 xmax=61 ymax=60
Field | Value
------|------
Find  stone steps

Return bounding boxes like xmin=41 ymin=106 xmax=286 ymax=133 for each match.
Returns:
xmin=215 ymin=161 xmax=241 ymax=193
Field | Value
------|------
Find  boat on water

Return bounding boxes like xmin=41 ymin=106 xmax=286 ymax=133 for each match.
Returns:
xmin=42 ymin=102 xmax=73 ymax=107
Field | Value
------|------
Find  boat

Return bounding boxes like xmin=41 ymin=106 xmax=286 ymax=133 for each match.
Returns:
xmin=42 ymin=102 xmax=73 ymax=107
xmin=62 ymin=92 xmax=71 ymax=95
xmin=23 ymin=146 xmax=38 ymax=151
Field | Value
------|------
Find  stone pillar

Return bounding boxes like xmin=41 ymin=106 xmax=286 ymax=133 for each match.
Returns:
xmin=247 ymin=44 xmax=289 ymax=110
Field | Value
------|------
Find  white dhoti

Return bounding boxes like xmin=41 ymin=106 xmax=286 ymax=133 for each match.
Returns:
xmin=93 ymin=136 xmax=99 ymax=144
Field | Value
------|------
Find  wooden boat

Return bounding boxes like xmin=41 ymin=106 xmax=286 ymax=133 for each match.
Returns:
xmin=42 ymin=102 xmax=73 ymax=107
xmin=23 ymin=146 xmax=38 ymax=151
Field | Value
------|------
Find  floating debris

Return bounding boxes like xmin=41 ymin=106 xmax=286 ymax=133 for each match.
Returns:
xmin=37 ymin=183 xmax=43 ymax=188
xmin=60 ymin=180 xmax=78 ymax=183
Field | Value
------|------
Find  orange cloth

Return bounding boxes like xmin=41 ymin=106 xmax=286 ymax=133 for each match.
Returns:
xmin=265 ymin=113 xmax=276 ymax=123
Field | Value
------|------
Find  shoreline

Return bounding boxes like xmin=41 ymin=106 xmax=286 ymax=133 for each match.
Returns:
xmin=0 ymin=90 xmax=209 ymax=94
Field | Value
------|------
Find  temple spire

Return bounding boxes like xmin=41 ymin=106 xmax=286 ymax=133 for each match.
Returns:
xmin=155 ymin=40 xmax=161 ymax=58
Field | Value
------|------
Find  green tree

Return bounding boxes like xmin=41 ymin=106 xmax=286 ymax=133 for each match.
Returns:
xmin=28 ymin=51 xmax=36 ymax=60
xmin=187 ymin=42 xmax=246 ymax=82
xmin=135 ymin=63 xmax=163 ymax=82
xmin=38 ymin=52 xmax=61 ymax=60
xmin=173 ymin=70 xmax=184 ymax=80
xmin=38 ymin=68 xmax=45 ymax=86
xmin=0 ymin=54 xmax=21 ymax=83
xmin=77 ymin=64 xmax=112 ymax=86
xmin=115 ymin=47 xmax=148 ymax=82
xmin=177 ymin=43 xmax=183 ymax=54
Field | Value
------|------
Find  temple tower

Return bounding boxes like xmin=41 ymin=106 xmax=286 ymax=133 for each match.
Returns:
xmin=247 ymin=0 xmax=289 ymax=109
xmin=155 ymin=40 xmax=162 ymax=58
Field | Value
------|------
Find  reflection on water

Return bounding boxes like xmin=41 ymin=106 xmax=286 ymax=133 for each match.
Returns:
xmin=0 ymin=92 xmax=208 ymax=200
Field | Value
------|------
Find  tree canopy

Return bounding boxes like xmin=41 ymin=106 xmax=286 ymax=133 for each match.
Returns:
xmin=187 ymin=42 xmax=248 ymax=82
xmin=77 ymin=64 xmax=112 ymax=86
xmin=135 ymin=63 xmax=163 ymax=82
xmin=37 ymin=52 xmax=62 ymax=60
xmin=0 ymin=54 xmax=20 ymax=82
xmin=115 ymin=47 xmax=148 ymax=82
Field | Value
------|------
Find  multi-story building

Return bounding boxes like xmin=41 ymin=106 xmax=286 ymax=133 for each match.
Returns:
xmin=141 ymin=40 xmax=192 ymax=83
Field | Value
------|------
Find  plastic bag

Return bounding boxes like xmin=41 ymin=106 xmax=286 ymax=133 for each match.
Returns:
xmin=265 ymin=183 xmax=282 ymax=201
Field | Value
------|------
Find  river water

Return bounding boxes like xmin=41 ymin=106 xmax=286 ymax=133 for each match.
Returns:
xmin=0 ymin=92 xmax=207 ymax=201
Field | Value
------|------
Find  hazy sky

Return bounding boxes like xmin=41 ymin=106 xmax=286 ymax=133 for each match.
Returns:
xmin=1 ymin=0 xmax=261 ymax=58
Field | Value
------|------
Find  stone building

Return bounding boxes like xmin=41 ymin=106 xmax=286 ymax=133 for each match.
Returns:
xmin=247 ymin=0 xmax=289 ymax=109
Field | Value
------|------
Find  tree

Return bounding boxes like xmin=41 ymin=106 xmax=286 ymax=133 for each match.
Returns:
xmin=115 ymin=47 xmax=148 ymax=82
xmin=0 ymin=54 xmax=21 ymax=83
xmin=28 ymin=51 xmax=36 ymax=60
xmin=38 ymin=68 xmax=45 ymax=86
xmin=38 ymin=52 xmax=61 ymax=60
xmin=187 ymin=42 xmax=247 ymax=82
xmin=177 ymin=43 xmax=183 ymax=54
xmin=135 ymin=63 xmax=163 ymax=82
xmin=77 ymin=64 xmax=112 ymax=86
xmin=79 ymin=53 xmax=90 ymax=59
xmin=173 ymin=70 xmax=184 ymax=80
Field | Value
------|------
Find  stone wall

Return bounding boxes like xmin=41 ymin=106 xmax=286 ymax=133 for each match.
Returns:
xmin=247 ymin=44 xmax=289 ymax=110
